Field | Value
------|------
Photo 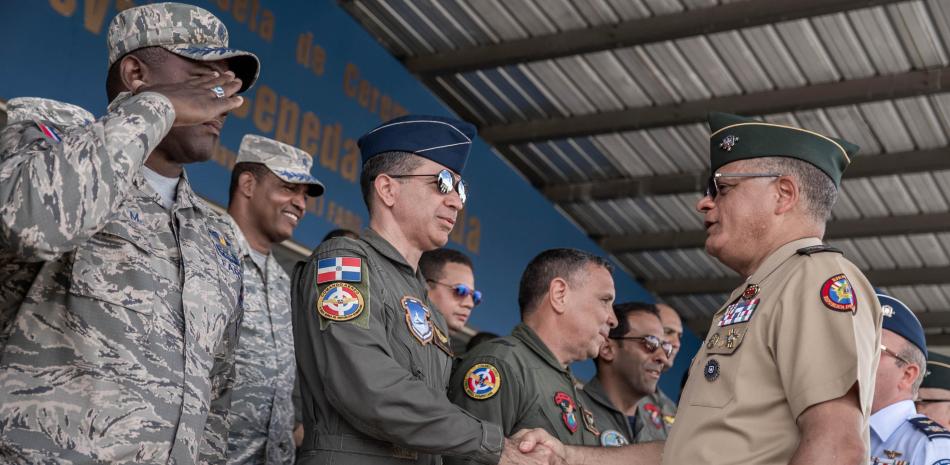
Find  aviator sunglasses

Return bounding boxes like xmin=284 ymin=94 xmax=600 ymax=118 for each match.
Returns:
xmin=388 ymin=169 xmax=468 ymax=204
xmin=610 ymin=334 xmax=674 ymax=358
xmin=427 ymin=279 xmax=482 ymax=306
xmin=705 ymin=172 xmax=784 ymax=199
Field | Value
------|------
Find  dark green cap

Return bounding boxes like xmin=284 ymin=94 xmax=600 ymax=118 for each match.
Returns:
xmin=707 ymin=112 xmax=859 ymax=187
xmin=922 ymin=351 xmax=950 ymax=389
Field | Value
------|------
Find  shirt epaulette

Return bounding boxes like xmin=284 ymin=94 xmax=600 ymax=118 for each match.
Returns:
xmin=908 ymin=416 xmax=950 ymax=441
xmin=796 ymin=245 xmax=843 ymax=256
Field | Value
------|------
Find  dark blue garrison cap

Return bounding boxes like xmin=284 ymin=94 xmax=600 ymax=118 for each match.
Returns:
xmin=357 ymin=115 xmax=477 ymax=174
xmin=878 ymin=292 xmax=928 ymax=359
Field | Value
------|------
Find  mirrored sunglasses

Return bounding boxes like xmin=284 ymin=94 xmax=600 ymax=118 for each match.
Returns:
xmin=610 ymin=334 xmax=674 ymax=358
xmin=389 ymin=169 xmax=468 ymax=204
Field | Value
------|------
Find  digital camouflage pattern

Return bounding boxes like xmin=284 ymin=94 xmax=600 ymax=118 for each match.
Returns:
xmin=0 ymin=91 xmax=245 ymax=465
xmin=6 ymin=97 xmax=95 ymax=128
xmin=236 ymin=135 xmax=324 ymax=196
xmin=107 ymin=2 xmax=259 ymax=92
xmin=225 ymin=215 xmax=296 ymax=465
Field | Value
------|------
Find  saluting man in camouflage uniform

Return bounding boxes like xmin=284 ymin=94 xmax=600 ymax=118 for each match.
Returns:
xmin=0 ymin=3 xmax=259 ymax=464
xmin=224 ymin=135 xmax=325 ymax=465
xmin=291 ymin=115 xmax=553 ymax=465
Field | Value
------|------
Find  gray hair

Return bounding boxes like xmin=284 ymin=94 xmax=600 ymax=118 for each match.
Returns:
xmin=751 ymin=157 xmax=838 ymax=222
xmin=359 ymin=151 xmax=425 ymax=210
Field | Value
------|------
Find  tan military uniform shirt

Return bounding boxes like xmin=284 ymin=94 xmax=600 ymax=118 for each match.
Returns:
xmin=663 ymin=238 xmax=881 ymax=465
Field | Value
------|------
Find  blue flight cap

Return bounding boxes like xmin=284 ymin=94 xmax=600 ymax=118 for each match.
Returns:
xmin=878 ymin=292 xmax=928 ymax=359
xmin=357 ymin=115 xmax=477 ymax=174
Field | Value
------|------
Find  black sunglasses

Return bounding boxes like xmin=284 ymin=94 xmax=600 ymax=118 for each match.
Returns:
xmin=388 ymin=169 xmax=468 ymax=204
xmin=427 ymin=279 xmax=482 ymax=306
xmin=704 ymin=172 xmax=784 ymax=199
xmin=609 ymin=334 xmax=674 ymax=358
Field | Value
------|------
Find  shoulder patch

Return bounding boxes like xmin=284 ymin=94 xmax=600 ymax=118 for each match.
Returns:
xmin=600 ymin=429 xmax=629 ymax=447
xmin=32 ymin=118 xmax=62 ymax=144
xmin=554 ymin=391 xmax=579 ymax=434
xmin=463 ymin=363 xmax=501 ymax=400
xmin=797 ymin=244 xmax=843 ymax=256
xmin=317 ymin=283 xmax=364 ymax=321
xmin=403 ymin=296 xmax=433 ymax=344
xmin=316 ymin=257 xmax=362 ymax=284
xmin=820 ymin=273 xmax=857 ymax=314
xmin=909 ymin=416 xmax=950 ymax=441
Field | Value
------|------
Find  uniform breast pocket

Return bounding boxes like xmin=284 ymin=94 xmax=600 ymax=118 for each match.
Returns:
xmin=687 ymin=323 xmax=751 ymax=408
xmin=68 ymin=223 xmax=158 ymax=340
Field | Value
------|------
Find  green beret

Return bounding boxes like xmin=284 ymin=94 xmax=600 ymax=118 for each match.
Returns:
xmin=922 ymin=351 xmax=950 ymax=390
xmin=707 ymin=112 xmax=859 ymax=187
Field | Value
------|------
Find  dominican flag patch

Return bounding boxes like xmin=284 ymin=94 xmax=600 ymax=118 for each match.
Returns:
xmin=718 ymin=298 xmax=759 ymax=327
xmin=317 ymin=257 xmax=362 ymax=284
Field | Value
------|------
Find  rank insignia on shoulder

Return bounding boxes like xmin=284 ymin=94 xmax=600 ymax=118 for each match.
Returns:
xmin=402 ymin=296 xmax=433 ymax=344
xmin=718 ymin=298 xmax=758 ymax=327
xmin=909 ymin=416 xmax=950 ymax=440
xmin=582 ymin=406 xmax=599 ymax=436
xmin=316 ymin=257 xmax=362 ymax=284
xmin=554 ymin=391 xmax=578 ymax=434
xmin=32 ymin=118 xmax=61 ymax=144
xmin=643 ymin=403 xmax=663 ymax=429
xmin=600 ymin=430 xmax=629 ymax=447
xmin=821 ymin=273 xmax=857 ymax=314
xmin=796 ymin=244 xmax=843 ymax=256
xmin=317 ymin=283 xmax=364 ymax=321
xmin=463 ymin=363 xmax=501 ymax=400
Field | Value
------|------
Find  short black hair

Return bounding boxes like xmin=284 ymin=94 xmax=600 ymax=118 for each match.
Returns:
xmin=228 ymin=162 xmax=271 ymax=205
xmin=358 ymin=151 xmax=424 ymax=211
xmin=105 ymin=47 xmax=169 ymax=101
xmin=322 ymin=229 xmax=359 ymax=242
xmin=420 ymin=248 xmax=473 ymax=282
xmin=608 ymin=302 xmax=660 ymax=339
xmin=518 ymin=248 xmax=612 ymax=317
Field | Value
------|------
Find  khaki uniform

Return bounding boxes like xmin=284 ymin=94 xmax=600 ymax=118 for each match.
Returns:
xmin=580 ymin=378 xmax=633 ymax=447
xmin=0 ymin=92 xmax=245 ymax=464
xmin=225 ymin=216 xmax=296 ymax=465
xmin=446 ymin=323 xmax=601 ymax=464
xmin=663 ymin=238 xmax=881 ymax=465
xmin=632 ymin=389 xmax=676 ymax=441
xmin=291 ymin=229 xmax=502 ymax=465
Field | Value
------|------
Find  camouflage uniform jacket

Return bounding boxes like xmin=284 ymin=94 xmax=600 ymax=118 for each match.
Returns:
xmin=292 ymin=229 xmax=503 ymax=465
xmin=0 ymin=92 xmax=244 ymax=465
xmin=224 ymin=215 xmax=296 ymax=465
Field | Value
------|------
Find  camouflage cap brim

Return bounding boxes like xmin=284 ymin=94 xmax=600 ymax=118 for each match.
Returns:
xmin=162 ymin=44 xmax=259 ymax=93
xmin=270 ymin=168 xmax=326 ymax=197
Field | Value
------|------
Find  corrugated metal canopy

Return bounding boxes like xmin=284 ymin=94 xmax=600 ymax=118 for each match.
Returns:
xmin=341 ymin=0 xmax=950 ymax=346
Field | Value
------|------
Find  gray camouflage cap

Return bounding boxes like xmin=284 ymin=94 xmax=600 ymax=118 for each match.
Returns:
xmin=107 ymin=2 xmax=259 ymax=93
xmin=7 ymin=97 xmax=95 ymax=127
xmin=237 ymin=135 xmax=325 ymax=197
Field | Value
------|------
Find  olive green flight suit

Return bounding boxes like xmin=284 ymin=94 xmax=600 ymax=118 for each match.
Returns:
xmin=291 ymin=229 xmax=503 ymax=465
xmin=446 ymin=324 xmax=601 ymax=465
xmin=580 ymin=378 xmax=633 ymax=447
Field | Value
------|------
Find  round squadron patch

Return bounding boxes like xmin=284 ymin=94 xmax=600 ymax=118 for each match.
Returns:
xmin=600 ymin=430 xmax=629 ymax=447
xmin=463 ymin=364 xmax=501 ymax=400
xmin=820 ymin=273 xmax=857 ymax=313
xmin=704 ymin=359 xmax=720 ymax=382
xmin=317 ymin=283 xmax=364 ymax=321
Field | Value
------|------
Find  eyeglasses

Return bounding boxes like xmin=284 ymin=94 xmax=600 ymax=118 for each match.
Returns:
xmin=388 ymin=169 xmax=468 ymax=204
xmin=880 ymin=344 xmax=911 ymax=365
xmin=609 ymin=334 xmax=674 ymax=358
xmin=704 ymin=172 xmax=784 ymax=199
xmin=427 ymin=279 xmax=482 ymax=306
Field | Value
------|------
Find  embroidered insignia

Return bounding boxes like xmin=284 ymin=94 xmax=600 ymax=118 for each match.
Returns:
xmin=704 ymin=359 xmax=720 ymax=382
xmin=718 ymin=299 xmax=758 ymax=327
xmin=725 ymin=328 xmax=741 ymax=349
xmin=316 ymin=257 xmax=362 ymax=284
xmin=884 ymin=450 xmax=902 ymax=459
xmin=463 ymin=363 xmax=501 ymax=400
xmin=317 ymin=283 xmax=364 ymax=321
xmin=402 ymin=296 xmax=433 ymax=344
xmin=582 ymin=407 xmax=599 ymax=436
xmin=742 ymin=284 xmax=759 ymax=300
xmin=208 ymin=229 xmax=241 ymax=276
xmin=663 ymin=414 xmax=675 ymax=426
xmin=643 ymin=403 xmax=663 ymax=429
xmin=719 ymin=134 xmax=739 ymax=152
xmin=33 ymin=118 xmax=61 ymax=143
xmin=706 ymin=333 xmax=721 ymax=349
xmin=433 ymin=325 xmax=453 ymax=357
xmin=554 ymin=392 xmax=578 ymax=434
xmin=882 ymin=305 xmax=895 ymax=318
xmin=821 ymin=273 xmax=857 ymax=313
xmin=600 ymin=429 xmax=628 ymax=447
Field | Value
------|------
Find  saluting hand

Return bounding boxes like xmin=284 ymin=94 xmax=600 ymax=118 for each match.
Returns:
xmin=130 ymin=70 xmax=244 ymax=126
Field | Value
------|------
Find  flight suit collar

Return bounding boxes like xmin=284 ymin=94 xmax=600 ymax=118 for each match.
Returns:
xmin=361 ymin=228 xmax=414 ymax=272
xmin=870 ymin=400 xmax=916 ymax=443
xmin=583 ymin=377 xmax=621 ymax=415
xmin=223 ymin=213 xmax=270 ymax=274
xmin=513 ymin=323 xmax=569 ymax=373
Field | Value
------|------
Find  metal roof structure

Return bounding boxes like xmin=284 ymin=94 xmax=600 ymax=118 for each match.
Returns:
xmin=341 ymin=0 xmax=950 ymax=344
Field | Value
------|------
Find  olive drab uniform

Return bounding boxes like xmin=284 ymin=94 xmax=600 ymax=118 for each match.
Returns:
xmin=662 ymin=238 xmax=882 ymax=465
xmin=446 ymin=323 xmax=601 ymax=464
xmin=633 ymin=389 xmax=676 ymax=441
xmin=0 ymin=91 xmax=245 ymax=464
xmin=580 ymin=378 xmax=633 ymax=447
xmin=291 ymin=229 xmax=503 ymax=465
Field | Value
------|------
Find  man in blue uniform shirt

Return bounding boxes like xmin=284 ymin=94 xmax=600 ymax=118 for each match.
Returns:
xmin=870 ymin=292 xmax=950 ymax=464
